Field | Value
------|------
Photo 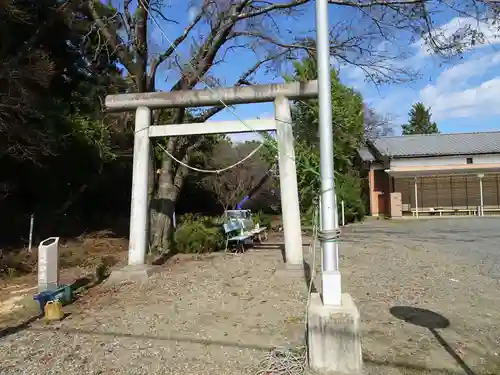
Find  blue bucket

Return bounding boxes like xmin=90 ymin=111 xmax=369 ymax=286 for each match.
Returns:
xmin=33 ymin=285 xmax=72 ymax=314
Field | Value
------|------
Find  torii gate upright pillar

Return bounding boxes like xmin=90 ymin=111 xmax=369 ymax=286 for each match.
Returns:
xmin=128 ymin=107 xmax=151 ymax=266
xmin=275 ymin=96 xmax=303 ymax=266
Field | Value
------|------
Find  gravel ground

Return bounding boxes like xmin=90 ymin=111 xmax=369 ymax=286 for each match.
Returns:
xmin=321 ymin=218 xmax=500 ymax=375
xmin=0 ymin=246 xmax=307 ymax=375
xmin=1 ymin=218 xmax=500 ymax=375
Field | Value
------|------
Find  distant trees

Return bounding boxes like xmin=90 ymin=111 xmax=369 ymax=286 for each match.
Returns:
xmin=402 ymin=102 xmax=439 ymax=135
xmin=364 ymin=105 xmax=394 ymax=139
xmin=202 ymin=140 xmax=274 ymax=212
xmin=0 ymin=0 xmax=130 ymax=245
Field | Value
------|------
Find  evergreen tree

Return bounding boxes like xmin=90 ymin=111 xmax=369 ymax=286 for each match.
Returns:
xmin=263 ymin=57 xmax=367 ymax=222
xmin=402 ymin=102 xmax=439 ymax=135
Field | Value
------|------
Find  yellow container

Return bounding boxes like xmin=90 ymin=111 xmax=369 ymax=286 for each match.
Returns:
xmin=44 ymin=300 xmax=65 ymax=321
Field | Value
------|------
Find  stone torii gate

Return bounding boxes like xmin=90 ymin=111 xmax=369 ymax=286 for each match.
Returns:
xmin=105 ymin=80 xmax=318 ymax=279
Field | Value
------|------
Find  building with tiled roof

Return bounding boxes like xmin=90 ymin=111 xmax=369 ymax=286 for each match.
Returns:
xmin=358 ymin=131 xmax=500 ymax=218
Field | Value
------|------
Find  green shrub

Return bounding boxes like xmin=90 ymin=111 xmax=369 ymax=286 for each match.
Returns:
xmin=336 ymin=172 xmax=366 ymax=223
xmin=299 ymin=172 xmax=366 ymax=226
xmin=174 ymin=217 xmax=224 ymax=254
xmin=252 ymin=211 xmax=273 ymax=229
xmin=178 ymin=213 xmax=198 ymax=225
xmin=95 ymin=262 xmax=110 ymax=282
xmin=178 ymin=213 xmax=223 ymax=228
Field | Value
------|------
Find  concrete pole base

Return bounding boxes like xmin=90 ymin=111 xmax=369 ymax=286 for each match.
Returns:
xmin=322 ymin=270 xmax=342 ymax=306
xmin=107 ymin=265 xmax=162 ymax=285
xmin=307 ymin=292 xmax=363 ymax=375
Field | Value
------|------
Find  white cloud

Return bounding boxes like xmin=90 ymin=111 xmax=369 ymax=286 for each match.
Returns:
xmin=415 ymin=17 xmax=500 ymax=57
xmin=367 ymin=87 xmax=419 ymax=123
xmin=345 ymin=16 xmax=500 ymax=127
xmin=188 ymin=6 xmax=200 ymax=22
xmin=330 ymin=56 xmax=340 ymax=70
xmin=420 ymin=51 xmax=500 ymax=120
xmin=340 ymin=65 xmax=366 ymax=89
xmin=434 ymin=51 xmax=500 ymax=89
xmin=421 ymin=77 xmax=500 ymax=120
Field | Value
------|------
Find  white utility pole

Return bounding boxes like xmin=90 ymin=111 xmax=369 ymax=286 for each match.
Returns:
xmin=316 ymin=0 xmax=341 ymax=306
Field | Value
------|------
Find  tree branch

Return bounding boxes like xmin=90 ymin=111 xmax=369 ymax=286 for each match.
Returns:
xmin=237 ymin=0 xmax=309 ymax=20
xmin=328 ymin=0 xmax=424 ymax=6
xmin=148 ymin=4 xmax=207 ymax=86
xmin=123 ymin=0 xmax=134 ymax=41
xmin=86 ymin=1 xmax=135 ymax=76
xmin=230 ymin=31 xmax=313 ymax=51
xmin=194 ymin=52 xmax=287 ymax=122
xmin=163 ymin=52 xmax=283 ymax=181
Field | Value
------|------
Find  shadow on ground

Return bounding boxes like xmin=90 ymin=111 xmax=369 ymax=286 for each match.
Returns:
xmin=390 ymin=306 xmax=476 ymax=375
xmin=25 ymin=326 xmax=277 ymax=352
xmin=303 ymin=261 xmax=317 ymax=293
xmin=0 ymin=315 xmax=40 ymax=339
xmin=151 ymin=251 xmax=177 ymax=266
xmin=364 ymin=356 xmax=476 ymax=375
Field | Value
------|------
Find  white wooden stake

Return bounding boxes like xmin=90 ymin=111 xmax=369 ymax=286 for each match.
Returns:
xmin=341 ymin=200 xmax=345 ymax=226
xmin=28 ymin=213 xmax=34 ymax=252
xmin=414 ymin=177 xmax=419 ymax=218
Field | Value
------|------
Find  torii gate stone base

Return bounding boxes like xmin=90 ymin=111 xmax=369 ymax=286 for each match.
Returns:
xmin=105 ymin=81 xmax=319 ymax=283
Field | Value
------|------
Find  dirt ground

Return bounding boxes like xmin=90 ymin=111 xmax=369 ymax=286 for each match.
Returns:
xmin=326 ymin=218 xmax=500 ymax=375
xmin=1 ymin=219 xmax=500 ymax=375
xmin=0 ymin=239 xmax=307 ymax=375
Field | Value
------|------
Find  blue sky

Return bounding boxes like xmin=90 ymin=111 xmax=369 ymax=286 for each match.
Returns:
xmin=342 ymin=16 xmax=500 ymax=136
xmin=140 ymin=1 xmax=500 ymax=142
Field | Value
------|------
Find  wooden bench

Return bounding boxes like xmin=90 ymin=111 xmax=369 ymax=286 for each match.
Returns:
xmin=222 ymin=219 xmax=268 ymax=253
xmin=223 ymin=220 xmax=253 ymax=253
xmin=239 ymin=219 xmax=268 ymax=242
xmin=412 ymin=208 xmax=477 ymax=217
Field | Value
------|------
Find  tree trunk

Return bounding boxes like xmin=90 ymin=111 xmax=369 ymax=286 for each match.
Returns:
xmin=150 ymin=204 xmax=175 ymax=253
xmin=150 ymin=176 xmax=177 ymax=253
xmin=150 ymin=159 xmax=187 ymax=252
xmin=149 ymin=105 xmax=188 ymax=253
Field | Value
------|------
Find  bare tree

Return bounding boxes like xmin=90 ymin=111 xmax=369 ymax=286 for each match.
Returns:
xmin=364 ymin=104 xmax=394 ymax=140
xmin=202 ymin=140 xmax=271 ymax=211
xmin=82 ymin=0 xmax=500 ymax=251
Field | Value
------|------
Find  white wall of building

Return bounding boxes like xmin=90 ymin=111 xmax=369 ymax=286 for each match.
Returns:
xmin=391 ymin=154 xmax=500 ymax=168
